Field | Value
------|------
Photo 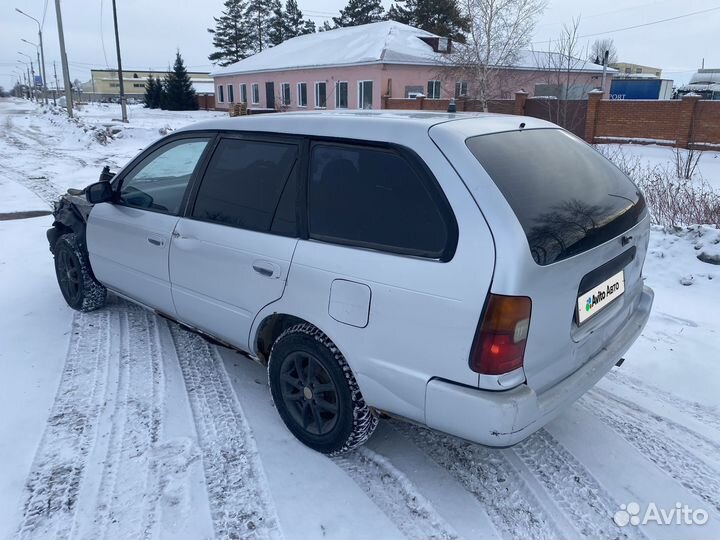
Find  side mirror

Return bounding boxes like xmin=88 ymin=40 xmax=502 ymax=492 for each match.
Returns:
xmin=85 ymin=181 xmax=114 ymax=204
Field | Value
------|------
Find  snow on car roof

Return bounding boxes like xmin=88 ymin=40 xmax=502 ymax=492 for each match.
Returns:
xmin=211 ymin=21 xmax=610 ymax=77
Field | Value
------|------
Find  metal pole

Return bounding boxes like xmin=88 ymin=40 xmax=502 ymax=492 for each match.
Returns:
xmin=38 ymin=30 xmax=48 ymax=104
xmin=601 ymin=50 xmax=609 ymax=92
xmin=16 ymin=9 xmax=49 ymax=104
xmin=54 ymin=0 xmax=74 ymax=117
xmin=111 ymin=0 xmax=128 ymax=122
xmin=53 ymin=61 xmax=59 ymax=105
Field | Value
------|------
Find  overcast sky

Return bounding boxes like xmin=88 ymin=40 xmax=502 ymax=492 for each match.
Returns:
xmin=1 ymin=0 xmax=718 ymax=91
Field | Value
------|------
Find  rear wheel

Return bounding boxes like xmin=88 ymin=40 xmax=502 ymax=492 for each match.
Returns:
xmin=53 ymin=233 xmax=107 ymax=312
xmin=268 ymin=323 xmax=378 ymax=454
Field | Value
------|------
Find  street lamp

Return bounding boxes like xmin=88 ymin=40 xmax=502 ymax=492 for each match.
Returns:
xmin=16 ymin=59 xmax=32 ymax=99
xmin=18 ymin=52 xmax=35 ymax=101
xmin=21 ymin=39 xmax=43 ymax=101
xmin=15 ymin=7 xmax=49 ymax=104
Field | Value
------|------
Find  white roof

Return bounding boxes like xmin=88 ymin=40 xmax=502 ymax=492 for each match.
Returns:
xmin=212 ymin=21 xmax=610 ymax=77
xmin=192 ymin=81 xmax=215 ymax=94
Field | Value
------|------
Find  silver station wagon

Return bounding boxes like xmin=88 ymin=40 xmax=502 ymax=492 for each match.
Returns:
xmin=48 ymin=111 xmax=653 ymax=454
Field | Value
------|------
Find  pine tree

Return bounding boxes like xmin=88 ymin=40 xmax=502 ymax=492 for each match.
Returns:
xmin=163 ymin=52 xmax=198 ymax=111
xmin=387 ymin=0 xmax=469 ymax=42
xmin=285 ymin=0 xmax=316 ymax=37
xmin=268 ymin=0 xmax=286 ymax=46
xmin=245 ymin=0 xmax=274 ymax=53
xmin=153 ymin=76 xmax=165 ymax=109
xmin=332 ymin=0 xmax=386 ymax=27
xmin=144 ymin=76 xmax=157 ymax=108
xmin=319 ymin=20 xmax=334 ymax=32
xmin=208 ymin=0 xmax=251 ymax=66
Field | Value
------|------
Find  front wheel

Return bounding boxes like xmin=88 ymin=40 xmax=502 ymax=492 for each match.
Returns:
xmin=53 ymin=233 xmax=107 ymax=312
xmin=268 ymin=323 xmax=378 ymax=455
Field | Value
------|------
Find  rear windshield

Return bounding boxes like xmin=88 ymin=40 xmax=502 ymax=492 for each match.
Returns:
xmin=466 ymin=129 xmax=645 ymax=265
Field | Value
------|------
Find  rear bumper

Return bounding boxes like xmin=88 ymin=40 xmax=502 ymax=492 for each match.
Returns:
xmin=424 ymin=285 xmax=654 ymax=447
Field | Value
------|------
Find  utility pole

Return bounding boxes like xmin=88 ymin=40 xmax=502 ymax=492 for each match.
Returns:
xmin=21 ymin=39 xmax=44 ymax=103
xmin=600 ymin=50 xmax=609 ymax=92
xmin=111 ymin=0 xmax=128 ymax=122
xmin=54 ymin=0 xmax=73 ymax=117
xmin=53 ymin=61 xmax=60 ymax=105
xmin=18 ymin=52 xmax=35 ymax=100
xmin=16 ymin=8 xmax=49 ymax=105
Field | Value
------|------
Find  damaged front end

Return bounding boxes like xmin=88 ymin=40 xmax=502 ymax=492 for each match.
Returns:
xmin=46 ymin=190 xmax=94 ymax=254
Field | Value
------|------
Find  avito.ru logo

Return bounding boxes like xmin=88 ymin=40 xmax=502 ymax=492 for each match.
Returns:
xmin=614 ymin=502 xmax=709 ymax=527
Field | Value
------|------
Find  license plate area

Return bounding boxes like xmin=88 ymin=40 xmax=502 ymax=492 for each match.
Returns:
xmin=577 ymin=269 xmax=625 ymax=325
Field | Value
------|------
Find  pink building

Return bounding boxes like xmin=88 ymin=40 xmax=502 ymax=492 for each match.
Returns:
xmin=210 ymin=21 xmax=614 ymax=112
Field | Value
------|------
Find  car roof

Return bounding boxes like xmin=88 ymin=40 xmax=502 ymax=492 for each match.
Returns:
xmin=176 ymin=110 xmax=558 ymax=140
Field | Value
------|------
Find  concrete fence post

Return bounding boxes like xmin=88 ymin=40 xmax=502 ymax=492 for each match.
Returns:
xmin=676 ymin=93 xmax=701 ymax=149
xmin=513 ymin=90 xmax=528 ymax=116
xmin=584 ymin=89 xmax=604 ymax=144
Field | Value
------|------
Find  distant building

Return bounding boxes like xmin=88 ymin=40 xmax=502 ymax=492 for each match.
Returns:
xmin=85 ymin=69 xmax=214 ymax=102
xmin=609 ymin=62 xmax=662 ymax=78
xmin=676 ymin=69 xmax=720 ymax=100
xmin=211 ymin=21 xmax=613 ymax=112
xmin=609 ymin=78 xmax=674 ymax=100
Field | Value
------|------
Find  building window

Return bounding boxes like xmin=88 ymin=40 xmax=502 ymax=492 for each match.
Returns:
xmin=297 ymin=82 xmax=307 ymax=107
xmin=635 ymin=67 xmax=642 ymax=74
xmin=133 ymin=83 xmax=144 ymax=88
xmin=427 ymin=80 xmax=441 ymax=99
xmin=281 ymin=82 xmax=291 ymax=106
xmin=315 ymin=81 xmax=327 ymax=108
xmin=455 ymin=81 xmax=467 ymax=97
xmin=218 ymin=85 xmax=225 ymax=103
xmin=358 ymin=80 xmax=373 ymax=109
xmin=625 ymin=68 xmax=631 ymax=73
xmin=252 ymin=83 xmax=260 ymax=104
xmin=227 ymin=84 xmax=234 ymax=103
xmin=335 ymin=81 xmax=348 ymax=108
xmin=240 ymin=83 xmax=247 ymax=103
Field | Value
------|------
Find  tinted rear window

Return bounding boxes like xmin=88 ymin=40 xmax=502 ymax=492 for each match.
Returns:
xmin=466 ymin=129 xmax=645 ymax=265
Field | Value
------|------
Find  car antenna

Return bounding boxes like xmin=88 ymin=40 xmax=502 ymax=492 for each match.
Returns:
xmin=519 ymin=122 xmax=526 ymax=129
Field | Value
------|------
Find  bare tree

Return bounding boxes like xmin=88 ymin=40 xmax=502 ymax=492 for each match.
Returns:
xmin=447 ymin=0 xmax=547 ymax=111
xmin=588 ymin=38 xmax=618 ymax=65
xmin=533 ymin=17 xmax=595 ymax=131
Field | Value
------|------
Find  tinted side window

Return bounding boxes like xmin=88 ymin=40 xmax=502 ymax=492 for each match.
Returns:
xmin=309 ymin=144 xmax=452 ymax=258
xmin=119 ymin=138 xmax=210 ymax=215
xmin=192 ymin=138 xmax=298 ymax=233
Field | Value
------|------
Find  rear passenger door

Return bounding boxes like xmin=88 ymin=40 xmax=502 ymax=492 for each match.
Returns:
xmin=169 ymin=135 xmax=301 ymax=350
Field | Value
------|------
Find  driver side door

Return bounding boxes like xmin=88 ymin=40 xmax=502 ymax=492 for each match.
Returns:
xmin=87 ymin=135 xmax=212 ymax=315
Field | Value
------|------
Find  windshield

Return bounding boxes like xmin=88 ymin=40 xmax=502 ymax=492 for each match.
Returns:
xmin=466 ymin=129 xmax=646 ymax=265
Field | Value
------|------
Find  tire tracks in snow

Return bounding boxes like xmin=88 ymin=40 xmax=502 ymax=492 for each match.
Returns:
xmin=16 ymin=310 xmax=112 ymax=540
xmin=603 ymin=370 xmax=720 ymax=432
xmin=510 ymin=430 xmax=647 ymax=540
xmin=167 ymin=322 xmax=283 ymax=540
xmin=82 ymin=303 xmax=166 ymax=540
xmin=582 ymin=389 xmax=720 ymax=514
xmin=392 ymin=421 xmax=560 ymax=540
xmin=333 ymin=447 xmax=460 ymax=540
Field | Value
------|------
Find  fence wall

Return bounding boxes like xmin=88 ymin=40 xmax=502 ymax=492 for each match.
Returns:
xmin=383 ymin=91 xmax=720 ymax=149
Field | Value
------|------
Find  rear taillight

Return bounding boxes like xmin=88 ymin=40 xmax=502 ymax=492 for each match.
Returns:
xmin=469 ymin=294 xmax=532 ymax=375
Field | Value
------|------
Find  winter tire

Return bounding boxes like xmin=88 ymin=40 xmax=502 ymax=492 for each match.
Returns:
xmin=53 ymin=233 xmax=107 ymax=312
xmin=268 ymin=323 xmax=378 ymax=455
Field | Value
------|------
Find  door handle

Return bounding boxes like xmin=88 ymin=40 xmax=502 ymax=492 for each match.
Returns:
xmin=147 ymin=236 xmax=165 ymax=247
xmin=252 ymin=260 xmax=281 ymax=279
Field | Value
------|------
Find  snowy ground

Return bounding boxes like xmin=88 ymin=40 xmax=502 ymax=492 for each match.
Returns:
xmin=1 ymin=97 xmax=719 ymax=540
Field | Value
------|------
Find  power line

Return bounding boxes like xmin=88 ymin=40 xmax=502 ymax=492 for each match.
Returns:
xmin=100 ymin=0 xmax=110 ymax=67
xmin=41 ymin=0 xmax=49 ymax=28
xmin=532 ymin=4 xmax=720 ymax=45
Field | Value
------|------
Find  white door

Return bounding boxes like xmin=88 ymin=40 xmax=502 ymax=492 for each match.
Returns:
xmin=169 ymin=136 xmax=301 ymax=350
xmin=87 ymin=137 xmax=212 ymax=314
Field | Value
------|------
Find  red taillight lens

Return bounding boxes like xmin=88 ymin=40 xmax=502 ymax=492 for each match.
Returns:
xmin=470 ymin=294 xmax=532 ymax=375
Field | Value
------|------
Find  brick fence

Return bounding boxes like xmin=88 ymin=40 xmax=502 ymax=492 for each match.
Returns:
xmin=383 ymin=92 xmax=720 ymax=149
